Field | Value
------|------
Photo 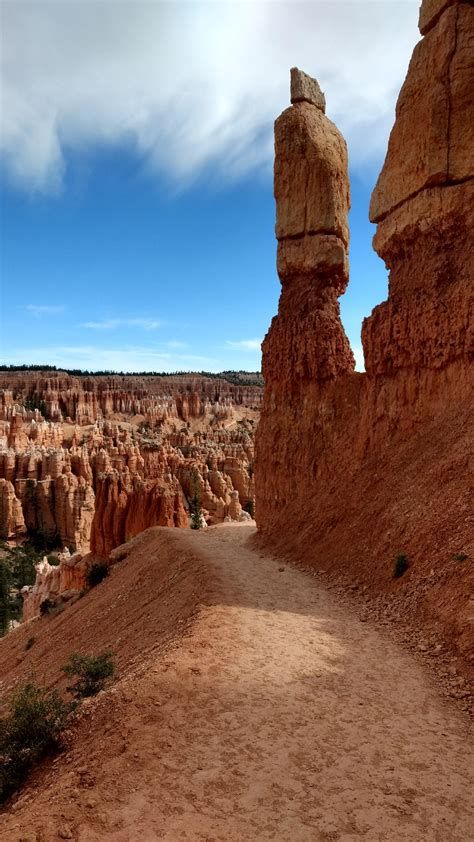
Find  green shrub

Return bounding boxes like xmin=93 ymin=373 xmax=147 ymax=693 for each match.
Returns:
xmin=62 ymin=652 xmax=115 ymax=699
xmin=393 ymin=553 xmax=409 ymax=578
xmin=453 ymin=552 xmax=468 ymax=562
xmin=0 ymin=545 xmax=40 ymax=634
xmin=86 ymin=563 xmax=109 ymax=588
xmin=23 ymin=395 xmax=48 ymax=418
xmin=6 ymin=545 xmax=37 ymax=588
xmin=0 ymin=561 xmax=12 ymax=636
xmin=243 ymin=500 xmax=255 ymax=518
xmin=189 ymin=469 xmax=203 ymax=530
xmin=29 ymin=529 xmax=59 ymax=553
xmin=0 ymin=682 xmax=71 ymax=803
xmin=25 ymin=636 xmax=36 ymax=651
xmin=40 ymin=598 xmax=53 ymax=616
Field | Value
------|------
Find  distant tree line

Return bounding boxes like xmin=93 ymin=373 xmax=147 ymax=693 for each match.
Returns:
xmin=0 ymin=364 xmax=263 ymax=387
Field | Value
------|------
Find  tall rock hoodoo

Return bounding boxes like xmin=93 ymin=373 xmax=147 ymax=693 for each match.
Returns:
xmin=256 ymin=4 xmax=473 ymax=668
xmin=256 ymin=67 xmax=355 ymax=529
xmin=273 ymin=67 xmax=354 ymax=384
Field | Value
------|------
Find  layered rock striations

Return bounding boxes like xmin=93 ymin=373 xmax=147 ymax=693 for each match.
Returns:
xmin=21 ymin=549 xmax=88 ymax=623
xmin=0 ymin=478 xmax=26 ymax=539
xmin=1 ymin=387 xmax=257 ymax=618
xmin=256 ymin=66 xmax=356 ymax=531
xmin=0 ymin=373 xmax=263 ymax=425
xmin=365 ymin=0 xmax=473 ymax=415
xmin=1 ymin=418 xmax=256 ymax=543
xmin=256 ymin=31 xmax=473 ymax=666
xmin=90 ymin=471 xmax=188 ymax=559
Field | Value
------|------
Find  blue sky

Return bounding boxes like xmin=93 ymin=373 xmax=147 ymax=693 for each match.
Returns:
xmin=0 ymin=1 xmax=421 ymax=373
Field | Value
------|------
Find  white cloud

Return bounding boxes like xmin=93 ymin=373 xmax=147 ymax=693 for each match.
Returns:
xmin=352 ymin=346 xmax=365 ymax=372
xmin=25 ymin=304 xmax=65 ymax=316
xmin=80 ymin=318 xmax=162 ymax=330
xmin=167 ymin=340 xmax=188 ymax=349
xmin=1 ymin=345 xmax=221 ymax=373
xmin=226 ymin=339 xmax=262 ymax=351
xmin=1 ymin=0 xmax=420 ymax=193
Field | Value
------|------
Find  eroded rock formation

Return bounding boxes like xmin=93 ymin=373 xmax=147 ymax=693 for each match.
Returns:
xmin=366 ymin=0 xmax=473 ymax=404
xmin=0 ymin=478 xmax=26 ymax=539
xmin=90 ymin=471 xmax=188 ymax=558
xmin=256 ymin=66 xmax=356 ymax=526
xmin=257 ymin=24 xmax=473 ymax=668
xmin=0 ymin=372 xmax=263 ymax=425
xmin=0 ymin=376 xmax=258 ymax=619
xmin=21 ymin=548 xmax=88 ymax=622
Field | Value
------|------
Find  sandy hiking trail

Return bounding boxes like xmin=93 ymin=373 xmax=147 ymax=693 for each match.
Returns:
xmin=1 ymin=524 xmax=473 ymax=841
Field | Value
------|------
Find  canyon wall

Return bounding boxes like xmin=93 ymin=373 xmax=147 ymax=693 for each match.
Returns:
xmin=256 ymin=1 xmax=473 ymax=663
xmin=0 ymin=416 xmax=255 ymax=546
xmin=0 ymin=372 xmax=262 ymax=425
xmin=1 ymin=375 xmax=258 ymax=619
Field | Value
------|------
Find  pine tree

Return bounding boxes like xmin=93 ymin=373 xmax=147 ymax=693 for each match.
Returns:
xmin=0 ymin=561 xmax=11 ymax=636
xmin=190 ymin=469 xmax=203 ymax=530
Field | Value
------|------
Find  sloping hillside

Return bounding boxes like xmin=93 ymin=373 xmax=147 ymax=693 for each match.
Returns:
xmin=0 ymin=528 xmax=213 ymax=705
xmin=257 ymin=405 xmax=474 ymax=675
xmin=0 ymin=525 xmax=472 ymax=841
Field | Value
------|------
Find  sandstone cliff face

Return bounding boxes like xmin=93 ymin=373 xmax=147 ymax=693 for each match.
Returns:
xmin=0 ymin=401 xmax=257 ymax=551
xmin=21 ymin=549 xmax=88 ymax=622
xmin=1 ymin=391 xmax=257 ymax=619
xmin=0 ymin=479 xmax=26 ymax=539
xmin=365 ymin=0 xmax=473 ymax=406
xmin=0 ymin=373 xmax=263 ymax=425
xmin=272 ymin=92 xmax=354 ymax=385
xmin=0 ymin=375 xmax=259 ymax=561
xmin=89 ymin=471 xmax=188 ymax=559
xmin=256 ymin=66 xmax=355 ymax=531
xmin=256 ymin=30 xmax=473 ymax=667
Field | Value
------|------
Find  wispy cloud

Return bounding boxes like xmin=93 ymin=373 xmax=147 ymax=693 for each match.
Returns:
xmin=353 ymin=346 xmax=365 ymax=372
xmin=226 ymin=339 xmax=262 ymax=351
xmin=80 ymin=318 xmax=162 ymax=331
xmin=25 ymin=304 xmax=65 ymax=316
xmin=1 ymin=345 xmax=221 ymax=373
xmin=167 ymin=340 xmax=187 ymax=349
xmin=1 ymin=1 xmax=420 ymax=194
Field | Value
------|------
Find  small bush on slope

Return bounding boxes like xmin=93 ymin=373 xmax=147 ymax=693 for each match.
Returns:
xmin=40 ymin=597 xmax=53 ymax=615
xmin=0 ymin=682 xmax=71 ymax=803
xmin=62 ymin=652 xmax=116 ymax=699
xmin=393 ymin=553 xmax=409 ymax=578
xmin=86 ymin=562 xmax=109 ymax=588
xmin=243 ymin=500 xmax=255 ymax=518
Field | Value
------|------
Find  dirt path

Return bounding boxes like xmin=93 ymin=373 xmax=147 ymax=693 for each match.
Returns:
xmin=3 ymin=524 xmax=473 ymax=841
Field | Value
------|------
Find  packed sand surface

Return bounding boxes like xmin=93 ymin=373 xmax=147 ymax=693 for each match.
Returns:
xmin=0 ymin=524 xmax=472 ymax=840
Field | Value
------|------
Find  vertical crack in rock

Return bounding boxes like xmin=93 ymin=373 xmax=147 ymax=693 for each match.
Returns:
xmin=446 ymin=3 xmax=460 ymax=179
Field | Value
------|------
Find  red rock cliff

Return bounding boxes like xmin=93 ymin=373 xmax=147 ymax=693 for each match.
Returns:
xmin=90 ymin=471 xmax=188 ymax=559
xmin=256 ymin=12 xmax=473 ymax=672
